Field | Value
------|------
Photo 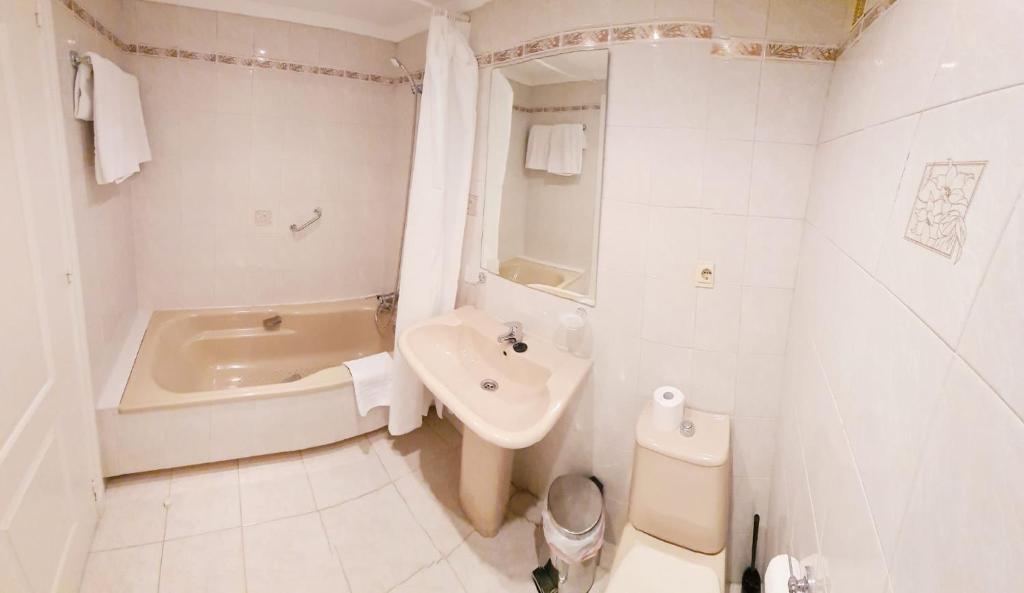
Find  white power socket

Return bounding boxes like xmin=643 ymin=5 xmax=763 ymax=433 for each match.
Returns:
xmin=695 ymin=261 xmax=715 ymax=288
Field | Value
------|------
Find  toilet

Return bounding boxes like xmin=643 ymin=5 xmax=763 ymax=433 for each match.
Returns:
xmin=605 ymin=403 xmax=732 ymax=593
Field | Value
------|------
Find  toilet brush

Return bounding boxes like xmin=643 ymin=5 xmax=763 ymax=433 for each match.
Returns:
xmin=741 ymin=514 xmax=762 ymax=593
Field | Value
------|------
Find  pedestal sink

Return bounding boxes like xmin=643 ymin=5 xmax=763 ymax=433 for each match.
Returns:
xmin=398 ymin=306 xmax=592 ymax=536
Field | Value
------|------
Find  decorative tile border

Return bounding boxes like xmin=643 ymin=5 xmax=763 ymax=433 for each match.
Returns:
xmin=840 ymin=0 xmax=899 ymax=57
xmin=58 ymin=0 xmax=403 ymax=85
xmin=513 ymin=103 xmax=602 ymax=113
xmin=475 ymin=21 xmax=838 ymax=68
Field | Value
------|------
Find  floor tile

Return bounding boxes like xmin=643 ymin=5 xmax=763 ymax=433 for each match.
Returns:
xmin=507 ymin=490 xmax=542 ymax=525
xmin=243 ymin=513 xmax=349 ymax=593
xmin=368 ymin=426 xmax=454 ymax=481
xmin=79 ymin=543 xmax=162 ymax=593
xmin=448 ymin=518 xmax=544 ymax=593
xmin=392 ymin=560 xmax=467 ymax=593
xmin=159 ymin=529 xmax=245 ymax=593
xmin=394 ymin=451 xmax=472 ymax=555
xmin=91 ymin=472 xmax=169 ymax=551
xmin=321 ymin=485 xmax=440 ymax=593
xmin=238 ymin=452 xmax=316 ymax=525
xmin=424 ymin=410 xmax=462 ymax=447
xmin=302 ymin=437 xmax=391 ymax=509
xmin=165 ymin=461 xmax=241 ymax=539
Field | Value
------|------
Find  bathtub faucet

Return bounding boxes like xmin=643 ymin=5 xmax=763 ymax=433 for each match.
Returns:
xmin=263 ymin=315 xmax=282 ymax=330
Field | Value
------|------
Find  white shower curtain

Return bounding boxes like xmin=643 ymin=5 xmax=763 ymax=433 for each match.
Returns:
xmin=389 ymin=13 xmax=478 ymax=435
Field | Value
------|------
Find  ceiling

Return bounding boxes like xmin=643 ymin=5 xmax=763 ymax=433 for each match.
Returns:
xmin=500 ymin=50 xmax=609 ymax=87
xmin=151 ymin=0 xmax=490 ymax=42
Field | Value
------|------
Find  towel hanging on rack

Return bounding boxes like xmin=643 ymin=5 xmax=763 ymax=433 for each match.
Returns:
xmin=73 ymin=51 xmax=152 ymax=184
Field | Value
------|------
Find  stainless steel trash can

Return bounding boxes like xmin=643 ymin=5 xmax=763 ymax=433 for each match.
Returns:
xmin=544 ymin=475 xmax=604 ymax=593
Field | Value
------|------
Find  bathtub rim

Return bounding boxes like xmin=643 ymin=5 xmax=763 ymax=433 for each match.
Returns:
xmin=119 ymin=296 xmax=391 ymax=413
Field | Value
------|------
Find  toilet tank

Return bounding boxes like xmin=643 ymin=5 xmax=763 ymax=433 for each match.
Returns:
xmin=628 ymin=404 xmax=731 ymax=554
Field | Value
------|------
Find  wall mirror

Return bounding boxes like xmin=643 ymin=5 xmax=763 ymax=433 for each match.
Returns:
xmin=481 ymin=49 xmax=609 ymax=306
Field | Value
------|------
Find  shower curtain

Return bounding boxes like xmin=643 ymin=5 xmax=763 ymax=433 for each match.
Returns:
xmin=389 ymin=12 xmax=478 ymax=435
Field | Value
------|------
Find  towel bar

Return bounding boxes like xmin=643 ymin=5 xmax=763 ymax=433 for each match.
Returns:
xmin=290 ymin=208 xmax=322 ymax=232
xmin=69 ymin=50 xmax=90 ymax=67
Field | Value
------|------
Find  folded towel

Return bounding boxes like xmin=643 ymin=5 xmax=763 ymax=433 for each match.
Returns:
xmin=344 ymin=352 xmax=393 ymax=416
xmin=525 ymin=124 xmax=552 ymax=171
xmin=547 ymin=123 xmax=586 ymax=176
xmin=77 ymin=52 xmax=151 ymax=185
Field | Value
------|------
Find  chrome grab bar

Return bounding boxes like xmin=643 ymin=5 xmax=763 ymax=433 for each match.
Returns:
xmin=290 ymin=208 xmax=322 ymax=232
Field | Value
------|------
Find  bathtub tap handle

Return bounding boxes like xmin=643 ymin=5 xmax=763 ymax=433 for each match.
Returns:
xmin=263 ymin=315 xmax=282 ymax=330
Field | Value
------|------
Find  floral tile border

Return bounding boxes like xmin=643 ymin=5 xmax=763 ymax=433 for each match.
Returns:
xmin=840 ymin=0 xmax=899 ymax=57
xmin=513 ymin=103 xmax=602 ymax=113
xmin=476 ymin=21 xmax=838 ymax=67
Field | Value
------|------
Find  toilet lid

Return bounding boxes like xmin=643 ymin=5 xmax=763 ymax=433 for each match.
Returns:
xmin=605 ymin=539 xmax=720 ymax=593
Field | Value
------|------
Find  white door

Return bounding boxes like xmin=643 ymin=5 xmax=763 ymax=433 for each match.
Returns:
xmin=0 ymin=0 xmax=102 ymax=591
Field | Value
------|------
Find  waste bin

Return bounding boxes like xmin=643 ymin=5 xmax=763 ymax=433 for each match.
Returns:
xmin=541 ymin=475 xmax=605 ymax=593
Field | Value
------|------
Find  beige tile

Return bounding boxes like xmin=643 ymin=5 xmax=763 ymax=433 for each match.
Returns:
xmin=392 ymin=560 xmax=467 ymax=593
xmin=239 ymin=452 xmax=316 ymax=525
xmin=80 ymin=543 xmax=162 ymax=593
xmin=506 ymin=490 xmax=543 ymax=525
xmin=322 ymin=485 xmax=440 ymax=593
xmin=160 ymin=529 xmax=245 ymax=593
xmin=394 ymin=454 xmax=472 ymax=555
xmin=243 ymin=513 xmax=348 ymax=593
xmin=91 ymin=472 xmax=169 ymax=551
xmin=301 ymin=437 xmax=390 ymax=509
xmin=165 ymin=461 xmax=241 ymax=539
xmin=448 ymin=518 xmax=543 ymax=593
xmin=424 ymin=409 xmax=462 ymax=446
xmin=368 ymin=426 xmax=455 ymax=481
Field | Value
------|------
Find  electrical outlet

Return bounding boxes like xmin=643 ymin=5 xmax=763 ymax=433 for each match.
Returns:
xmin=695 ymin=262 xmax=715 ymax=288
xmin=254 ymin=210 xmax=273 ymax=226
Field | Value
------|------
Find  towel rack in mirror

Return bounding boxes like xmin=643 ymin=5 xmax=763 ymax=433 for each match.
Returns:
xmin=290 ymin=208 xmax=322 ymax=232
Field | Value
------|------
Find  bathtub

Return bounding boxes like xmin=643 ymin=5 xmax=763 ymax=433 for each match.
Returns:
xmin=96 ymin=298 xmax=392 ymax=476
xmin=498 ymin=256 xmax=582 ymax=289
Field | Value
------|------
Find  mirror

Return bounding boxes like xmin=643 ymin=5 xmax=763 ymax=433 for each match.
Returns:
xmin=481 ymin=49 xmax=609 ymax=305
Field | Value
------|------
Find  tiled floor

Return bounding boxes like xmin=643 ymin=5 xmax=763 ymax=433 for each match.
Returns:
xmin=80 ymin=412 xmax=610 ymax=593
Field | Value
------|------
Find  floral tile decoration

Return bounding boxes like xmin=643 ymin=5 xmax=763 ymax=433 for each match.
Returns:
xmin=904 ymin=160 xmax=986 ymax=263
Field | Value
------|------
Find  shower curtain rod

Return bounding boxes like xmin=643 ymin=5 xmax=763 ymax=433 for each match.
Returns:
xmin=407 ymin=0 xmax=471 ymax=22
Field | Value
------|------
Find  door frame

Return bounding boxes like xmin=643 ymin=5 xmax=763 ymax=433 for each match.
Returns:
xmin=3 ymin=0 xmax=105 ymax=501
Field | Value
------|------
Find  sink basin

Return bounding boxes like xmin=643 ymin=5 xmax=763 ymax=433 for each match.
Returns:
xmin=400 ymin=307 xmax=590 ymax=449
xmin=399 ymin=306 xmax=591 ymax=534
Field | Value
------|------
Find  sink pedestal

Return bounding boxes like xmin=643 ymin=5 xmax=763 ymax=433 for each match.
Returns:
xmin=459 ymin=429 xmax=514 ymax=537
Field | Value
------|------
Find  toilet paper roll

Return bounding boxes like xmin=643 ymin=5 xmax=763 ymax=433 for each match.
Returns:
xmin=651 ymin=386 xmax=685 ymax=432
xmin=764 ymin=555 xmax=803 ymax=593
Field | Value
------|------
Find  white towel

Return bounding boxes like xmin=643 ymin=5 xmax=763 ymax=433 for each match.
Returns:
xmin=525 ymin=124 xmax=552 ymax=171
xmin=76 ymin=52 xmax=151 ymax=185
xmin=547 ymin=123 xmax=586 ymax=176
xmin=344 ymin=352 xmax=393 ymax=416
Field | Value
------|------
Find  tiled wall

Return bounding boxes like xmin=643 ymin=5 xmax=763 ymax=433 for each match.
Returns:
xmin=766 ymin=1 xmax=1024 ymax=592
xmin=124 ymin=0 xmax=411 ymax=309
xmin=460 ymin=0 xmax=842 ymax=582
xmin=52 ymin=0 xmax=139 ymax=399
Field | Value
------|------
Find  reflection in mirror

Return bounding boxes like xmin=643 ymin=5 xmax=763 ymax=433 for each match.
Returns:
xmin=481 ymin=49 xmax=609 ymax=305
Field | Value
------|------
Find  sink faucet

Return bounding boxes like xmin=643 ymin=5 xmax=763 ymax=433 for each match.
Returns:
xmin=497 ymin=321 xmax=523 ymax=346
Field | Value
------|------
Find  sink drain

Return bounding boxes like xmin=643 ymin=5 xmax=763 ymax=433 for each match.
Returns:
xmin=480 ymin=379 xmax=499 ymax=392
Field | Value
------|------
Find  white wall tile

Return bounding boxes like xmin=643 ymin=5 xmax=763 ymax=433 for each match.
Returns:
xmin=642 ymin=275 xmax=697 ymax=348
xmin=749 ymin=142 xmax=815 ymax=219
xmin=889 ymin=359 xmax=1024 ymax=593
xmin=702 ymin=138 xmax=753 ymax=215
xmin=734 ymin=353 xmax=784 ymax=418
xmin=756 ymin=61 xmax=832 ymax=145
xmin=743 ymin=217 xmax=803 ymax=289
xmin=739 ymin=286 xmax=792 ymax=355
xmin=708 ymin=57 xmax=762 ymax=141
xmin=699 ymin=212 xmax=747 ymax=286
xmin=645 ymin=206 xmax=701 ymax=279
xmin=927 ymin=0 xmax=1024 ymax=109
xmin=958 ymin=201 xmax=1024 ymax=419
xmin=650 ymin=128 xmax=706 ymax=207
xmin=694 ymin=283 xmax=742 ymax=353
xmin=805 ymin=114 xmax=918 ymax=271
